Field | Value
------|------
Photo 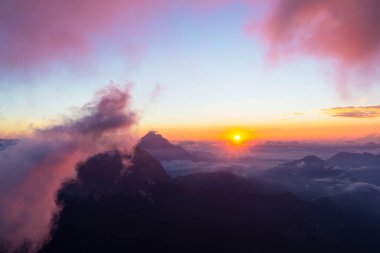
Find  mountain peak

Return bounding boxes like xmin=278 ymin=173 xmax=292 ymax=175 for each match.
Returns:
xmin=139 ymin=131 xmax=172 ymax=149
xmin=138 ymin=131 xmax=194 ymax=161
xmin=299 ymin=155 xmax=324 ymax=164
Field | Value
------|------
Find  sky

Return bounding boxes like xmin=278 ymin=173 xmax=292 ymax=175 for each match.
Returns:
xmin=1 ymin=0 xmax=380 ymax=141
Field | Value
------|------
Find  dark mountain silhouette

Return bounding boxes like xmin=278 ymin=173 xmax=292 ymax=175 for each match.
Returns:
xmin=38 ymin=149 xmax=380 ymax=253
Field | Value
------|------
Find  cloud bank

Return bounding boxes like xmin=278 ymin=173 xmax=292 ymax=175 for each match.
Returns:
xmin=0 ymin=85 xmax=137 ymax=252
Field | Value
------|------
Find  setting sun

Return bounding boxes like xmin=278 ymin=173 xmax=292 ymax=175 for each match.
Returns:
xmin=221 ymin=129 xmax=255 ymax=146
xmin=234 ymin=134 xmax=241 ymax=142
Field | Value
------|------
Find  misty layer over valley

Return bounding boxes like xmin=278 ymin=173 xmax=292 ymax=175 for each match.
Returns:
xmin=1 ymin=130 xmax=380 ymax=253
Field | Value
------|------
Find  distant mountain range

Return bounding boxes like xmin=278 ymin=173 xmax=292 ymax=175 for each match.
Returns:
xmin=263 ymin=152 xmax=380 ymax=199
xmin=265 ymin=155 xmax=344 ymax=179
xmin=328 ymin=151 xmax=380 ymax=168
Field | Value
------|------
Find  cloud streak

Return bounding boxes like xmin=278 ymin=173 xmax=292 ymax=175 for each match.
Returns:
xmin=0 ymin=85 xmax=137 ymax=252
xmin=324 ymin=105 xmax=380 ymax=118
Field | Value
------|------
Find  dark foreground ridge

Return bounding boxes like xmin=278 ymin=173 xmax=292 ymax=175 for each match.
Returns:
xmin=36 ymin=148 xmax=380 ymax=253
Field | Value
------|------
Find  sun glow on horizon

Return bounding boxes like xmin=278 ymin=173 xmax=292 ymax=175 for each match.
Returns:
xmin=223 ymin=128 xmax=254 ymax=146
xmin=218 ymin=129 xmax=254 ymax=156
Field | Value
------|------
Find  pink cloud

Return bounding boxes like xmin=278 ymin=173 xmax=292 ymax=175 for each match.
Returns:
xmin=259 ymin=0 xmax=380 ymax=89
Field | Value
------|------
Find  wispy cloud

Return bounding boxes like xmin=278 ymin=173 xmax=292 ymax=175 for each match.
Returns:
xmin=324 ymin=106 xmax=380 ymax=118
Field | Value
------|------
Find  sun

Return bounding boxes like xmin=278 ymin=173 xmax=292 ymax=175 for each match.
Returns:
xmin=234 ymin=134 xmax=241 ymax=142
xmin=222 ymin=128 xmax=254 ymax=146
